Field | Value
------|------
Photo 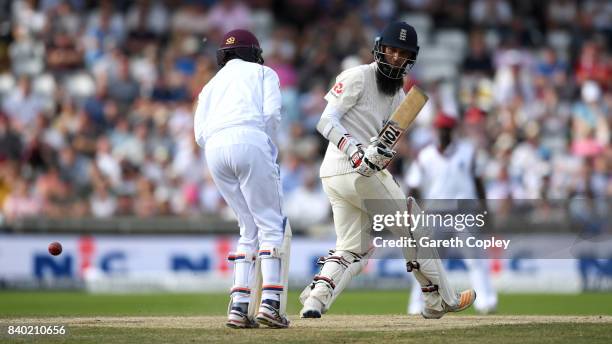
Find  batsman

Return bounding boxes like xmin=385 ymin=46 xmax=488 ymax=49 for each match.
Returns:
xmin=299 ymin=21 xmax=476 ymax=319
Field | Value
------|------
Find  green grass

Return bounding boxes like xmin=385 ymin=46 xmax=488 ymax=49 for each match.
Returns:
xmin=1 ymin=323 xmax=611 ymax=344
xmin=1 ymin=291 xmax=611 ymax=343
xmin=0 ymin=291 xmax=611 ymax=317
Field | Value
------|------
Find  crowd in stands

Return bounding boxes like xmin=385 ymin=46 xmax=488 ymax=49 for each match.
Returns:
xmin=0 ymin=0 xmax=609 ymax=229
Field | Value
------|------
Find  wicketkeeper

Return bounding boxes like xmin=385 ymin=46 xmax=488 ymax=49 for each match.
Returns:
xmin=194 ymin=29 xmax=291 ymax=329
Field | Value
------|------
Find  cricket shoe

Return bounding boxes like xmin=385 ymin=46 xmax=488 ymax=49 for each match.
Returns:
xmin=299 ymin=296 xmax=324 ymax=318
xmin=256 ymin=299 xmax=289 ymax=328
xmin=226 ymin=304 xmax=259 ymax=329
xmin=421 ymin=289 xmax=476 ymax=319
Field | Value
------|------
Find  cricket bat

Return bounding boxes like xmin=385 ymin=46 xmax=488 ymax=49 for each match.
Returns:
xmin=377 ymin=86 xmax=428 ymax=149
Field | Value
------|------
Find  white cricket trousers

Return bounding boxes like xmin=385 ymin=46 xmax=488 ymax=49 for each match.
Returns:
xmin=322 ymin=170 xmax=459 ymax=311
xmin=321 ymin=170 xmax=406 ymax=253
xmin=206 ymin=127 xmax=286 ymax=303
xmin=205 ymin=127 xmax=285 ymax=252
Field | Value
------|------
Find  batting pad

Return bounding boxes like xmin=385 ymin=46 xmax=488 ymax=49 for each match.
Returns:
xmin=248 ymin=219 xmax=292 ymax=318
xmin=403 ymin=197 xmax=459 ymax=311
xmin=228 ymin=252 xmax=256 ymax=300
xmin=226 ymin=251 xmax=258 ymax=315
xmin=326 ymin=248 xmax=373 ymax=310
xmin=299 ymin=249 xmax=368 ymax=313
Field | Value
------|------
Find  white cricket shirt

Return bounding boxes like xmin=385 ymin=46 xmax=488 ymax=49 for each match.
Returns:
xmin=193 ymin=59 xmax=281 ymax=148
xmin=320 ymin=62 xmax=405 ymax=177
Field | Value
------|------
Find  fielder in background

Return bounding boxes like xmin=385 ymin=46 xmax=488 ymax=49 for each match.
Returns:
xmin=194 ymin=29 xmax=291 ymax=329
xmin=299 ymin=21 xmax=476 ymax=319
xmin=405 ymin=112 xmax=498 ymax=315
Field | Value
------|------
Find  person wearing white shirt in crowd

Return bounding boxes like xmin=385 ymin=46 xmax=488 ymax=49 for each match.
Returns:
xmin=285 ymin=169 xmax=330 ymax=228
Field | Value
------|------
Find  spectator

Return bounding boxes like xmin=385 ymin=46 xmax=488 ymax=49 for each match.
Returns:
xmin=171 ymin=139 xmax=205 ymax=184
xmin=580 ymin=0 xmax=612 ymax=33
xmin=280 ymin=153 xmax=305 ymax=196
xmin=470 ymin=0 xmax=512 ymax=28
xmin=0 ymin=162 xmax=20 ymax=210
xmin=95 ymin=136 xmax=121 ymax=188
xmin=71 ymin=111 xmax=100 ymax=157
xmin=199 ymin=172 xmax=224 ymax=214
xmin=509 ymin=123 xmax=550 ymax=199
xmin=299 ymin=81 xmax=327 ymax=132
xmin=493 ymin=49 xmax=535 ymax=106
xmin=171 ymin=3 xmax=209 ymax=35
xmin=151 ymin=71 xmax=189 ymax=102
xmin=125 ymin=0 xmax=169 ymax=37
xmin=57 ymin=145 xmax=91 ymax=192
xmin=2 ymin=76 xmax=44 ymax=130
xmin=575 ymin=41 xmax=610 ymax=86
xmin=83 ymin=83 xmax=108 ymax=129
xmin=189 ymin=55 xmax=216 ymax=99
xmin=285 ymin=170 xmax=329 ymax=228
xmin=53 ymin=98 xmax=80 ymax=136
xmin=45 ymin=30 xmax=84 ymax=73
xmin=571 ymin=81 xmax=609 ymax=157
xmin=107 ymin=57 xmax=140 ymax=109
xmin=89 ymin=181 xmax=117 ymax=218
xmin=2 ymin=178 xmax=41 ymax=222
xmin=486 ymin=158 xmax=516 ymax=200
xmin=134 ymin=177 xmax=158 ymax=217
xmin=546 ymin=0 xmax=577 ymax=29
xmin=0 ymin=115 xmax=23 ymax=161
xmin=47 ymin=1 xmax=81 ymax=35
xmin=207 ymin=0 xmax=253 ymax=34
xmin=9 ymin=25 xmax=45 ymax=76
xmin=82 ymin=2 xmax=126 ymax=67
xmin=130 ymin=44 xmax=159 ymax=95
xmin=34 ymin=165 xmax=68 ymax=216
xmin=112 ymin=121 xmax=147 ymax=165
xmin=535 ymin=47 xmax=567 ymax=86
xmin=12 ymin=0 xmax=46 ymax=35
xmin=462 ymin=30 xmax=494 ymax=76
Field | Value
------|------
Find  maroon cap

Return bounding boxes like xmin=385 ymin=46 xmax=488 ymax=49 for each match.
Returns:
xmin=465 ymin=107 xmax=485 ymax=124
xmin=219 ymin=29 xmax=260 ymax=50
xmin=433 ymin=112 xmax=458 ymax=129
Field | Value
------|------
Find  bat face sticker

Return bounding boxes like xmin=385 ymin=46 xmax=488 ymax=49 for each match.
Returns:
xmin=379 ymin=121 xmax=403 ymax=148
xmin=375 ymin=86 xmax=428 ymax=149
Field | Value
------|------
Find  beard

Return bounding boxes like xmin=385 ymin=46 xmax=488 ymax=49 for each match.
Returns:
xmin=375 ymin=67 xmax=404 ymax=96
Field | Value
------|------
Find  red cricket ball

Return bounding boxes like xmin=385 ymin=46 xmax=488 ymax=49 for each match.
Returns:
xmin=48 ymin=242 xmax=63 ymax=256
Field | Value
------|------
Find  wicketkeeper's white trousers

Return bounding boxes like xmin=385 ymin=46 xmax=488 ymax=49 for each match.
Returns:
xmin=205 ymin=127 xmax=285 ymax=253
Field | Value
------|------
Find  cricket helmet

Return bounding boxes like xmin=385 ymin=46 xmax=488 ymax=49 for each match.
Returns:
xmin=216 ymin=29 xmax=264 ymax=67
xmin=373 ymin=22 xmax=419 ymax=79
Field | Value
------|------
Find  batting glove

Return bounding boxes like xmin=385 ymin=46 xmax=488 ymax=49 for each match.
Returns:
xmin=362 ymin=137 xmax=396 ymax=170
xmin=349 ymin=145 xmax=378 ymax=177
